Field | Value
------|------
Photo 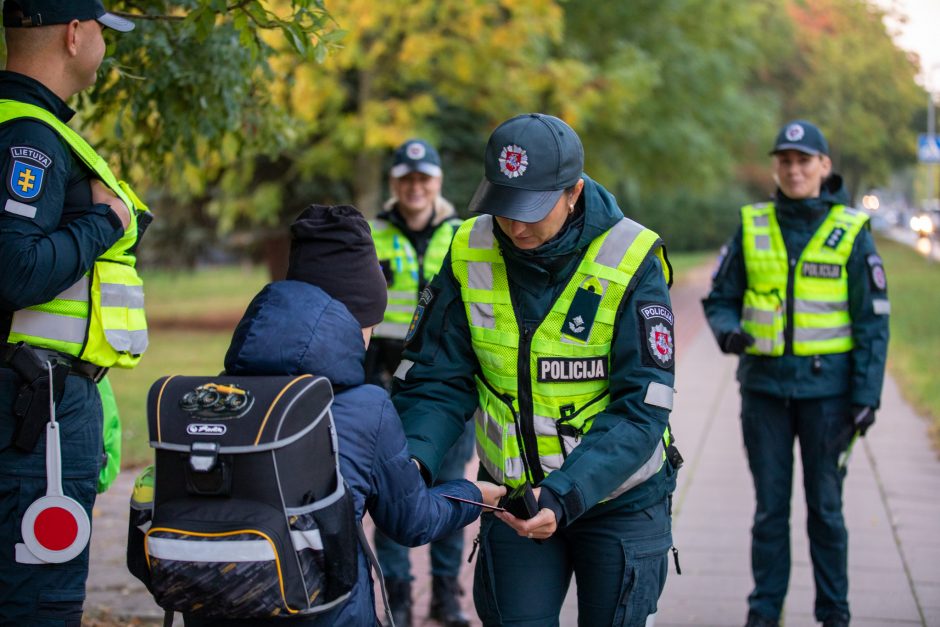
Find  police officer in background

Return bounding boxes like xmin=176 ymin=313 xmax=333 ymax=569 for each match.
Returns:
xmin=367 ymin=139 xmax=475 ymax=627
xmin=393 ymin=114 xmax=680 ymax=626
xmin=703 ymin=120 xmax=890 ymax=627
xmin=0 ymin=1 xmax=148 ymax=623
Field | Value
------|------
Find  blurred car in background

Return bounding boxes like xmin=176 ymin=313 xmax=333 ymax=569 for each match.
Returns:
xmin=910 ymin=212 xmax=937 ymax=238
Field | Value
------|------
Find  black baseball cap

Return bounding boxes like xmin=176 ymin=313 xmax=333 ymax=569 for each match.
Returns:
xmin=770 ymin=120 xmax=829 ymax=156
xmin=468 ymin=113 xmax=584 ymax=223
xmin=3 ymin=0 xmax=134 ymax=32
xmin=390 ymin=139 xmax=442 ymax=178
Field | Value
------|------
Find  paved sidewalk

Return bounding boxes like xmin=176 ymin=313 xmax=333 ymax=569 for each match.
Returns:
xmin=83 ymin=267 xmax=940 ymax=626
xmin=650 ymin=272 xmax=940 ymax=627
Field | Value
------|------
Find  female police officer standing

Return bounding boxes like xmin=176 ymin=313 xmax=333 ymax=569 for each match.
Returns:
xmin=703 ymin=120 xmax=890 ymax=627
xmin=392 ymin=113 xmax=680 ymax=626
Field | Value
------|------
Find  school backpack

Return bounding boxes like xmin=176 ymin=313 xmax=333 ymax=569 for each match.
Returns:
xmin=126 ymin=374 xmax=364 ymax=619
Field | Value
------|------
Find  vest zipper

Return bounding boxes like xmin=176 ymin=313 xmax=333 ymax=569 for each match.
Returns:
xmin=785 ymin=257 xmax=796 ymax=354
xmin=517 ymin=325 xmax=543 ymax=484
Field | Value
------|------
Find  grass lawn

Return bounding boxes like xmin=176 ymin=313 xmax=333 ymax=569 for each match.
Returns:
xmin=876 ymin=237 xmax=940 ymax=440
xmin=141 ymin=264 xmax=268 ymax=320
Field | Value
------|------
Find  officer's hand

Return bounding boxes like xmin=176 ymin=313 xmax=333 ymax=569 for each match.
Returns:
xmin=851 ymin=405 xmax=876 ymax=437
xmin=721 ymin=328 xmax=755 ymax=354
xmin=494 ymin=488 xmax=558 ymax=540
xmin=475 ymin=481 xmax=507 ymax=507
xmin=91 ymin=179 xmax=130 ymax=230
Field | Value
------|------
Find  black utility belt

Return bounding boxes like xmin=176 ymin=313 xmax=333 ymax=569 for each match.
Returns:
xmin=2 ymin=342 xmax=109 ymax=452
xmin=0 ymin=343 xmax=108 ymax=382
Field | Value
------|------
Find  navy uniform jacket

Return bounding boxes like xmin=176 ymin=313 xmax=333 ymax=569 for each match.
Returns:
xmin=392 ymin=175 xmax=677 ymax=527
xmin=702 ymin=176 xmax=889 ymax=408
xmin=0 ymin=71 xmax=123 ymax=330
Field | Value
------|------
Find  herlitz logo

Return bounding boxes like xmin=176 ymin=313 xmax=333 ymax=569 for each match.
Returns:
xmin=186 ymin=423 xmax=227 ymax=436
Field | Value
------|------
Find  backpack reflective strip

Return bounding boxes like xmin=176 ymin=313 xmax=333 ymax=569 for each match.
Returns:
xmin=147 ymin=537 xmax=276 ymax=562
xmin=290 ymin=529 xmax=324 ymax=552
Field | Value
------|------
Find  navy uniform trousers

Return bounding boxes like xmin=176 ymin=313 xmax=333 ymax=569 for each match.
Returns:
xmin=0 ymin=368 xmax=101 ymax=625
xmin=473 ymin=496 xmax=672 ymax=627
xmin=741 ymin=390 xmax=855 ymax=623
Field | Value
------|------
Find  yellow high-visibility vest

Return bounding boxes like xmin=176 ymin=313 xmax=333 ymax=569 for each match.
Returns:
xmin=0 ymin=100 xmax=149 ymax=368
xmin=370 ymin=216 xmax=459 ymax=340
xmin=451 ymin=214 xmax=672 ymax=495
xmin=740 ymin=202 xmax=868 ymax=356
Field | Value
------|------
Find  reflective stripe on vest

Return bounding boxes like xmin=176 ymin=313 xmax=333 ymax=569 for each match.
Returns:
xmin=453 ymin=215 xmax=671 ymax=495
xmin=370 ymin=217 xmax=459 ymax=339
xmin=740 ymin=203 xmax=867 ymax=356
xmin=0 ymin=101 xmax=149 ymax=367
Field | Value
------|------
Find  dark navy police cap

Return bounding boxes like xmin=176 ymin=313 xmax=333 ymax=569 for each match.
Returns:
xmin=468 ymin=113 xmax=584 ymax=224
xmin=3 ymin=0 xmax=134 ymax=32
xmin=770 ymin=120 xmax=829 ymax=156
xmin=390 ymin=139 xmax=442 ymax=178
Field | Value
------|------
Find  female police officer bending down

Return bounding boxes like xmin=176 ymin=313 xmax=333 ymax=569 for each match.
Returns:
xmin=392 ymin=113 xmax=681 ymax=626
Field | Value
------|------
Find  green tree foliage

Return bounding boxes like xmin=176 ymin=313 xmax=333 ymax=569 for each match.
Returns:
xmin=2 ymin=0 xmax=926 ymax=260
xmin=208 ymin=0 xmax=571 ymax=231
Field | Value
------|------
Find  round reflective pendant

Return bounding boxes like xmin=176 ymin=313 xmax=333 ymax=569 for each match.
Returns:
xmin=21 ymin=495 xmax=90 ymax=563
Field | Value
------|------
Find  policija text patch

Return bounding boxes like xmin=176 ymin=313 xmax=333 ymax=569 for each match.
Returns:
xmin=537 ymin=357 xmax=608 ymax=383
xmin=801 ymin=261 xmax=842 ymax=279
xmin=639 ymin=303 xmax=674 ymax=370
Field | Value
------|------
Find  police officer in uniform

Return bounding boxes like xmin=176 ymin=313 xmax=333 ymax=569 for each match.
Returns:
xmin=0 ymin=1 xmax=148 ymax=623
xmin=703 ymin=120 xmax=890 ymax=627
xmin=368 ymin=139 xmax=474 ymax=627
xmin=393 ymin=114 xmax=680 ymax=626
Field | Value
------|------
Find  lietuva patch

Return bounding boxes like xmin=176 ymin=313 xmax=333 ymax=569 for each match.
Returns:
xmin=823 ymin=227 xmax=846 ymax=249
xmin=536 ymin=357 xmax=608 ymax=383
xmin=639 ymin=302 xmax=674 ymax=370
xmin=6 ymin=146 xmax=52 ymax=203
xmin=866 ymin=254 xmax=887 ymax=291
xmin=801 ymin=261 xmax=842 ymax=279
xmin=404 ymin=286 xmax=436 ymax=345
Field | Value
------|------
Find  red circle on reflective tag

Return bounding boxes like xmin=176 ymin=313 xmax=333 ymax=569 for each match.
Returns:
xmin=33 ymin=506 xmax=79 ymax=551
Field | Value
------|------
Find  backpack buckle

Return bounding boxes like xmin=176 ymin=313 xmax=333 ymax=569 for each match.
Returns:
xmin=186 ymin=442 xmax=231 ymax=496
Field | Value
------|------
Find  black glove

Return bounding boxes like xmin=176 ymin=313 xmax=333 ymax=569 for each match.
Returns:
xmin=851 ymin=405 xmax=876 ymax=437
xmin=721 ymin=329 xmax=755 ymax=354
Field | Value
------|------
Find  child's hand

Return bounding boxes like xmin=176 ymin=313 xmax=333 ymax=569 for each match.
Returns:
xmin=475 ymin=481 xmax=507 ymax=507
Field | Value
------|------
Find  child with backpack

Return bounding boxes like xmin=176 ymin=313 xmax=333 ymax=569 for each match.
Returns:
xmin=135 ymin=204 xmax=503 ymax=626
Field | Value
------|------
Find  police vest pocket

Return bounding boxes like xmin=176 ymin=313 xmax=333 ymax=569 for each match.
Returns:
xmin=741 ymin=289 xmax=784 ymax=356
xmin=82 ymin=260 xmax=147 ymax=368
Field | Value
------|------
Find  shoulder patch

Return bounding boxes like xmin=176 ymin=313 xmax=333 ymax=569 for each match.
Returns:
xmin=6 ymin=146 xmax=52 ymax=203
xmin=638 ymin=302 xmax=674 ymax=370
xmin=866 ymin=254 xmax=887 ymax=291
xmin=404 ymin=286 xmax=436 ymax=345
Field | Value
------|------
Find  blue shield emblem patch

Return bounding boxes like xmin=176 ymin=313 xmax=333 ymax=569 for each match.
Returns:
xmin=6 ymin=146 xmax=52 ymax=203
